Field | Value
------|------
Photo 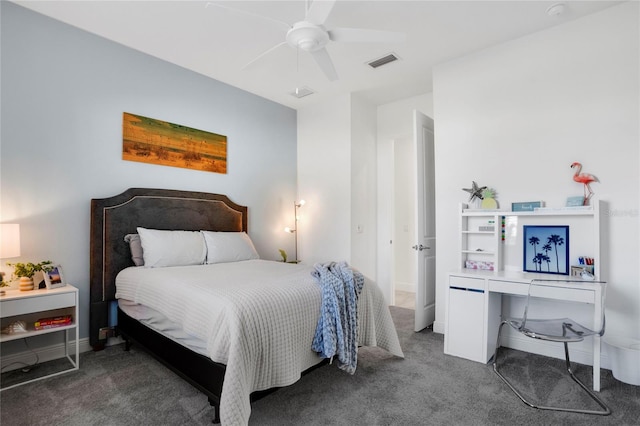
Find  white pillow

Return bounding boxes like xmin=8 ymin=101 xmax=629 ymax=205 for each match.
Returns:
xmin=201 ymin=231 xmax=260 ymax=264
xmin=137 ymin=227 xmax=206 ymax=268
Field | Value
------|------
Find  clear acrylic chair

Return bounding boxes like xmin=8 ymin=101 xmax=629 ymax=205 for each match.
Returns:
xmin=492 ymin=279 xmax=611 ymax=415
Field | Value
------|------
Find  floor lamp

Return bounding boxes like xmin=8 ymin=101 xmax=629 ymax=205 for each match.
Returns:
xmin=284 ymin=200 xmax=305 ymax=263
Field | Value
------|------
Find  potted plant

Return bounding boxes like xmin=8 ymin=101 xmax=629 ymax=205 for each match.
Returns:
xmin=7 ymin=260 xmax=54 ymax=291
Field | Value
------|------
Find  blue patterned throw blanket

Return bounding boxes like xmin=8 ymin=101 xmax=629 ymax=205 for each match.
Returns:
xmin=311 ymin=261 xmax=364 ymax=374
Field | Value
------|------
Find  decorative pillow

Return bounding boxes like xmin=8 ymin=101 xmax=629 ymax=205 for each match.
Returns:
xmin=124 ymin=234 xmax=144 ymax=266
xmin=137 ymin=227 xmax=207 ymax=268
xmin=201 ymin=231 xmax=260 ymax=264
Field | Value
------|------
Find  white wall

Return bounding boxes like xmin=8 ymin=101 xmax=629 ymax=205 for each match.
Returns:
xmin=1 ymin=3 xmax=298 ymax=346
xmin=350 ymin=95 xmax=378 ymax=279
xmin=297 ymin=94 xmax=352 ymax=266
xmin=433 ymin=2 xmax=639 ymax=340
xmin=297 ymin=94 xmax=378 ymax=280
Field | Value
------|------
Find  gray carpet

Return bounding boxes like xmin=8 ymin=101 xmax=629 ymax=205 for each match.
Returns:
xmin=1 ymin=307 xmax=638 ymax=425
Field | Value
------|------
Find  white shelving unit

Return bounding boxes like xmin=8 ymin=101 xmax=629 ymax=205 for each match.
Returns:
xmin=459 ymin=205 xmax=503 ymax=272
xmin=459 ymin=200 xmax=602 ymax=278
xmin=0 ymin=285 xmax=79 ymax=390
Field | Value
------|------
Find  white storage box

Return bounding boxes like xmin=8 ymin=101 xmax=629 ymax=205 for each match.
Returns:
xmin=604 ymin=335 xmax=640 ymax=386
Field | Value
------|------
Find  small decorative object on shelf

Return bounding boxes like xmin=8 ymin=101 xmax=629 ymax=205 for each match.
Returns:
xmin=1 ymin=320 xmax=27 ymax=335
xmin=512 ymin=201 xmax=544 ymax=212
xmin=7 ymin=260 xmax=54 ymax=291
xmin=570 ymin=162 xmax=598 ymax=206
xmin=278 ymin=249 xmax=288 ymax=262
xmin=566 ymin=196 xmax=585 ymax=207
xmin=480 ymin=188 xmax=498 ymax=209
xmin=43 ymin=264 xmax=65 ymax=289
xmin=462 ymin=181 xmax=487 ymax=204
xmin=465 ymin=260 xmax=494 ymax=271
xmin=572 ymin=264 xmax=595 ymax=277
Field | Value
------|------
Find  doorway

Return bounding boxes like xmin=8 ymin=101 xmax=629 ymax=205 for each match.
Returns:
xmin=388 ymin=110 xmax=435 ymax=331
xmin=392 ymin=135 xmax=416 ymax=310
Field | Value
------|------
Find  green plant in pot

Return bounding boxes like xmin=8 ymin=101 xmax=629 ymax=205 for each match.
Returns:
xmin=7 ymin=260 xmax=54 ymax=291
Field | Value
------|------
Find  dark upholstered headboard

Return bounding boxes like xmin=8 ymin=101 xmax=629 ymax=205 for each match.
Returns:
xmin=89 ymin=188 xmax=247 ymax=348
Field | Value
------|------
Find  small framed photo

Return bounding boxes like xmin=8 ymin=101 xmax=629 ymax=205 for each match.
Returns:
xmin=523 ymin=225 xmax=569 ymax=275
xmin=43 ymin=265 xmax=66 ymax=289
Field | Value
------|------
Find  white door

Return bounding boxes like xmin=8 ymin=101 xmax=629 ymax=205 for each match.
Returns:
xmin=413 ymin=110 xmax=436 ymax=331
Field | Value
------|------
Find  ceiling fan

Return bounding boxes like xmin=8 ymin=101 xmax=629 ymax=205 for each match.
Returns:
xmin=206 ymin=0 xmax=406 ymax=81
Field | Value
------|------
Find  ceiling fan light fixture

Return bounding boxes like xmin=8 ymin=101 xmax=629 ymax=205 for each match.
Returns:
xmin=286 ymin=22 xmax=329 ymax=52
xmin=367 ymin=53 xmax=400 ymax=69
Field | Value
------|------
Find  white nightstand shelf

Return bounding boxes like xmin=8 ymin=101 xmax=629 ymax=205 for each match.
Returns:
xmin=0 ymin=285 xmax=79 ymax=391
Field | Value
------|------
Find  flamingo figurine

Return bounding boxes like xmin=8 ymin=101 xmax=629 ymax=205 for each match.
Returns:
xmin=571 ymin=162 xmax=598 ymax=205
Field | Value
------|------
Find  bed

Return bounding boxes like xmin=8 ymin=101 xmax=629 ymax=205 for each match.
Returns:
xmin=90 ymin=188 xmax=403 ymax=426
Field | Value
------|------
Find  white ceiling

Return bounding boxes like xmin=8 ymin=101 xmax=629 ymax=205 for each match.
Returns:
xmin=13 ymin=0 xmax=623 ymax=109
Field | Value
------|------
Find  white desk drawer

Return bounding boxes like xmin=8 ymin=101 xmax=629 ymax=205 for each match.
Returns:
xmin=1 ymin=292 xmax=75 ymax=317
xmin=488 ymin=280 xmax=528 ymax=296
xmin=450 ymin=276 xmax=485 ymax=291
xmin=488 ymin=280 xmax=595 ymax=303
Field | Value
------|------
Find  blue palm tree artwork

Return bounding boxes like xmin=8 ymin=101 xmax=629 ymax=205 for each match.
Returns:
xmin=523 ymin=225 xmax=569 ymax=275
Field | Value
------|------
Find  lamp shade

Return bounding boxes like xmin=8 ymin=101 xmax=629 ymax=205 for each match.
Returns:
xmin=0 ymin=224 xmax=21 ymax=259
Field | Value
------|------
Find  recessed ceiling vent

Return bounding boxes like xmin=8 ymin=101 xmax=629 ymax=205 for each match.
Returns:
xmin=367 ymin=53 xmax=400 ymax=69
xmin=290 ymin=86 xmax=314 ymax=99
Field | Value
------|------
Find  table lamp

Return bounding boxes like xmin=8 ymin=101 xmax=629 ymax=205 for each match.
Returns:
xmin=0 ymin=223 xmax=21 ymax=292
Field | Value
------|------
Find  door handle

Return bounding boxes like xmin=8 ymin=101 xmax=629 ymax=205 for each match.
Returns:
xmin=412 ymin=244 xmax=430 ymax=251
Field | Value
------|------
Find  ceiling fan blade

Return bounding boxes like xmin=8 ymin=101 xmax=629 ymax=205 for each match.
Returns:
xmin=205 ymin=1 xmax=291 ymax=31
xmin=310 ymin=47 xmax=338 ymax=81
xmin=328 ymin=27 xmax=407 ymax=43
xmin=241 ymin=41 xmax=288 ymax=70
xmin=305 ymin=0 xmax=336 ymax=26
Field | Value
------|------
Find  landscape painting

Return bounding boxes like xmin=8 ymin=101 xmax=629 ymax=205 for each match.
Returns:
xmin=523 ymin=225 xmax=569 ymax=275
xmin=122 ymin=112 xmax=227 ymax=174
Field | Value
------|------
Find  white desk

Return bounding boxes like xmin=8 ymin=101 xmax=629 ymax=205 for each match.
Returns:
xmin=444 ymin=270 xmax=604 ymax=391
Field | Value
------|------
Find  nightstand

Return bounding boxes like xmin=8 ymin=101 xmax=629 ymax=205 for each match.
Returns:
xmin=0 ymin=285 xmax=79 ymax=390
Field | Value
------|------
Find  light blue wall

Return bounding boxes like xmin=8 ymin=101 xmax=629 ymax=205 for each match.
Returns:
xmin=1 ymin=2 xmax=298 ymax=344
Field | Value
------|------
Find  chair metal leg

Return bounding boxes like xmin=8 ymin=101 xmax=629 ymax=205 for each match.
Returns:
xmin=492 ymin=322 xmax=611 ymax=416
xmin=562 ymin=342 xmax=611 ymax=415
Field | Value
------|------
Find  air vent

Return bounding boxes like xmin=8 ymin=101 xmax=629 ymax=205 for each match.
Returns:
xmin=367 ymin=53 xmax=400 ymax=69
xmin=289 ymin=86 xmax=314 ymax=99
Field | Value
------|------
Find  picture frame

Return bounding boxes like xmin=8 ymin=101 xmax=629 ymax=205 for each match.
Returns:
xmin=523 ymin=225 xmax=569 ymax=275
xmin=43 ymin=265 xmax=66 ymax=289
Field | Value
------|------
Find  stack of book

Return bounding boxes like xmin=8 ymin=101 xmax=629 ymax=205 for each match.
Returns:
xmin=34 ymin=314 xmax=72 ymax=330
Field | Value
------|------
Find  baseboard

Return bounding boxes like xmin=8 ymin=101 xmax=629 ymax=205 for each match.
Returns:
xmin=1 ymin=338 xmax=92 ymax=373
xmin=504 ymin=334 xmax=611 ymax=370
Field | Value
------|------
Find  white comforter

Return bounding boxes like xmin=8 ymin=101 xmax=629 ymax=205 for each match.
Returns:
xmin=116 ymin=260 xmax=404 ymax=426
